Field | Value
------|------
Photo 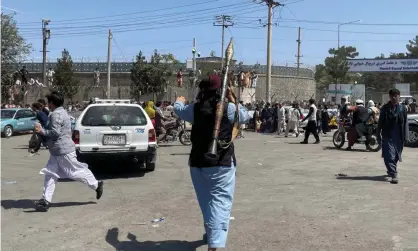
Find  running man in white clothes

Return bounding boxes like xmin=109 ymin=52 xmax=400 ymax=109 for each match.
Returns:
xmin=33 ymin=91 xmax=104 ymax=212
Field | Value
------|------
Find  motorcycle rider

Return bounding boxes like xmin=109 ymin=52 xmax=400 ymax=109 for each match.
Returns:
xmin=346 ymin=99 xmax=369 ymax=150
xmin=339 ymin=96 xmax=349 ymax=120
xmin=155 ymin=101 xmax=169 ymax=143
xmin=367 ymin=100 xmax=380 ymax=125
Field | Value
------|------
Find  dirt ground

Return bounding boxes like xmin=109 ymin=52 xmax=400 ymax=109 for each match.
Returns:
xmin=1 ymin=132 xmax=418 ymax=251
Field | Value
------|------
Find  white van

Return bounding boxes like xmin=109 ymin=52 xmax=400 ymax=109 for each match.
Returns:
xmin=72 ymin=99 xmax=157 ymax=171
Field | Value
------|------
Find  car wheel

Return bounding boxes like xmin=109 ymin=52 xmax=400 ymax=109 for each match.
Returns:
xmin=407 ymin=125 xmax=418 ymax=147
xmin=145 ymin=162 xmax=156 ymax=172
xmin=3 ymin=125 xmax=13 ymax=138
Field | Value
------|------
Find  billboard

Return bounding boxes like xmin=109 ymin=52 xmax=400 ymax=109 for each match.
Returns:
xmin=347 ymin=58 xmax=418 ymax=72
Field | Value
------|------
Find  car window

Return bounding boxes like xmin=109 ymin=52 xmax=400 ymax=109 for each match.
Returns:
xmin=23 ymin=110 xmax=36 ymax=118
xmin=81 ymin=106 xmax=147 ymax=126
xmin=1 ymin=110 xmax=16 ymax=119
xmin=15 ymin=110 xmax=25 ymax=118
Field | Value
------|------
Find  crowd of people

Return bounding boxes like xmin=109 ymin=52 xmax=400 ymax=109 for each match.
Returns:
xmin=1 ymin=68 xmax=415 ymax=250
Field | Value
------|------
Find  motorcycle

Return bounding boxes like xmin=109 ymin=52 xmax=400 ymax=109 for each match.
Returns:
xmin=159 ymin=117 xmax=192 ymax=146
xmin=332 ymin=118 xmax=381 ymax=152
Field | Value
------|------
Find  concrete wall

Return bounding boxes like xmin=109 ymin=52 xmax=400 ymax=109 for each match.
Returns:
xmin=22 ymin=72 xmax=316 ymax=105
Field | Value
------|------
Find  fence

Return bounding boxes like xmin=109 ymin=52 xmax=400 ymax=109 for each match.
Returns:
xmin=16 ymin=61 xmax=314 ymax=78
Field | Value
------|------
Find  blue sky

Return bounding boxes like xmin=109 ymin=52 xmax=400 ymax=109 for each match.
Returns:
xmin=3 ymin=0 xmax=418 ymax=68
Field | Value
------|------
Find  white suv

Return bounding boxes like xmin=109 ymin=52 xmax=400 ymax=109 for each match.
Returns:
xmin=72 ymin=99 xmax=157 ymax=171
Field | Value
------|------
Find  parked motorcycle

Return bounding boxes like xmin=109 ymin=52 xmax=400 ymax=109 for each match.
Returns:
xmin=159 ymin=118 xmax=192 ymax=146
xmin=332 ymin=118 xmax=381 ymax=152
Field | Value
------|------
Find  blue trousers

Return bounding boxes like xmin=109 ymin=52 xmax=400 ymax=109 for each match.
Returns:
xmin=382 ymin=138 xmax=403 ymax=177
xmin=190 ymin=165 xmax=236 ymax=248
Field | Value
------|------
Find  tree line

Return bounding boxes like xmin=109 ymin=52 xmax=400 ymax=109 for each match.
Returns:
xmin=1 ymin=13 xmax=183 ymax=102
xmin=314 ymin=36 xmax=418 ymax=97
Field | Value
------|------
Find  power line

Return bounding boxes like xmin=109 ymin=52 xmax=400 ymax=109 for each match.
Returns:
xmin=18 ymin=3 xmax=258 ymax=31
xmin=277 ymin=18 xmax=418 ymax=26
xmin=19 ymin=4 xmax=264 ymax=39
xmin=234 ymin=24 xmax=418 ymax=35
xmin=228 ymin=16 xmax=418 ymax=26
xmin=112 ymin=36 xmax=127 ymax=62
xmin=16 ymin=0 xmax=223 ymax=25
xmin=16 ymin=1 xmax=254 ymax=28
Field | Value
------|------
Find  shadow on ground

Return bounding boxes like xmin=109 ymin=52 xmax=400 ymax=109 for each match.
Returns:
xmin=105 ymin=227 xmax=204 ymax=251
xmin=170 ymin=153 xmax=189 ymax=156
xmin=90 ymin=165 xmax=147 ymax=180
xmin=336 ymin=175 xmax=388 ymax=182
xmin=323 ymin=146 xmax=369 ymax=152
xmin=1 ymin=199 xmax=96 ymax=210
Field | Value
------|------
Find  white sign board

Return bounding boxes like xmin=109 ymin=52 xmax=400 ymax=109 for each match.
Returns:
xmin=347 ymin=59 xmax=418 ymax=72
xmin=186 ymin=59 xmax=193 ymax=70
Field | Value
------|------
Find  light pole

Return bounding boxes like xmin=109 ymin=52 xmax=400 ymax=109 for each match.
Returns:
xmin=337 ymin=19 xmax=361 ymax=49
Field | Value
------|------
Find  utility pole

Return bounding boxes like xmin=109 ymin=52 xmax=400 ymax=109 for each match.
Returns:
xmin=295 ymin=27 xmax=302 ymax=76
xmin=107 ymin=29 xmax=112 ymax=98
xmin=41 ymin=19 xmax=51 ymax=86
xmin=191 ymin=38 xmax=197 ymax=101
xmin=213 ymin=15 xmax=234 ymax=69
xmin=257 ymin=0 xmax=282 ymax=103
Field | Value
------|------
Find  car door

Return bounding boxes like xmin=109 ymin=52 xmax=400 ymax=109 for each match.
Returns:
xmin=23 ymin=110 xmax=37 ymax=130
xmin=14 ymin=110 xmax=26 ymax=131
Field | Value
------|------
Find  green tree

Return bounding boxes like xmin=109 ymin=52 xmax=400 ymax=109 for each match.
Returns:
xmin=314 ymin=64 xmax=332 ymax=91
xmin=314 ymin=46 xmax=359 ymax=95
xmin=210 ymin=50 xmax=216 ymax=57
xmin=52 ymin=49 xmax=80 ymax=101
xmin=404 ymin=36 xmax=418 ymax=91
xmin=130 ymin=50 xmax=179 ymax=99
xmin=1 ymin=13 xmax=31 ymax=101
xmin=324 ymin=46 xmax=359 ymax=84
xmin=130 ymin=51 xmax=149 ymax=98
xmin=406 ymin=36 xmax=418 ymax=58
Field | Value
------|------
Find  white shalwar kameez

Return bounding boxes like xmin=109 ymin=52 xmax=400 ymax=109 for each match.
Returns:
xmin=277 ymin=106 xmax=286 ymax=134
xmin=40 ymin=152 xmax=98 ymax=202
xmin=285 ymin=108 xmax=301 ymax=136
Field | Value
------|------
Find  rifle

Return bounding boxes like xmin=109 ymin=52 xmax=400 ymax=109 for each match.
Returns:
xmin=205 ymin=38 xmax=240 ymax=161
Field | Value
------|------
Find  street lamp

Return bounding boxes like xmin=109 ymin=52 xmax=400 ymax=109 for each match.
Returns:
xmin=338 ymin=19 xmax=361 ymax=49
